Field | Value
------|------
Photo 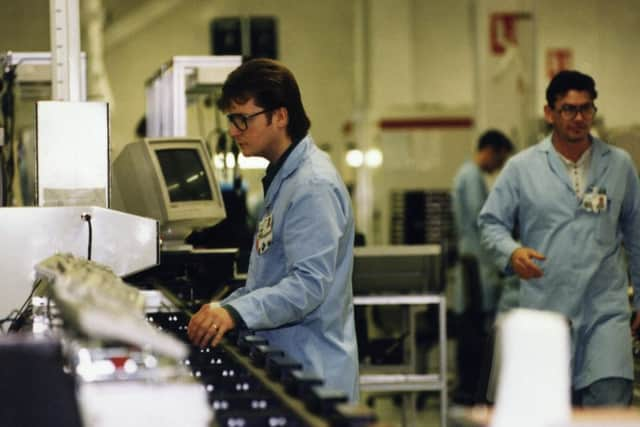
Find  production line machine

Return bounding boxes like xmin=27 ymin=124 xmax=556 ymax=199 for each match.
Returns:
xmin=0 ymin=44 xmax=377 ymax=424
xmin=1 ymin=252 xmax=376 ymax=427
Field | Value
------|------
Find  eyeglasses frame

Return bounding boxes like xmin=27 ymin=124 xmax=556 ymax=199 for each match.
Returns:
xmin=555 ymin=103 xmax=597 ymax=120
xmin=226 ymin=109 xmax=274 ymax=131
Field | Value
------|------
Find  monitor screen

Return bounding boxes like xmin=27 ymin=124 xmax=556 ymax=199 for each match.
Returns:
xmin=155 ymin=149 xmax=213 ymax=202
xmin=112 ymin=137 xmax=226 ymax=245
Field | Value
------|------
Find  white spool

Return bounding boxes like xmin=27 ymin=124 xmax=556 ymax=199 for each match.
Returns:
xmin=491 ymin=308 xmax=571 ymax=427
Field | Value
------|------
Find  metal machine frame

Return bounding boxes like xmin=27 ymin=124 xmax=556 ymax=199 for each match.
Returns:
xmin=0 ymin=52 xmax=87 ymax=101
xmin=145 ymin=55 xmax=242 ymax=138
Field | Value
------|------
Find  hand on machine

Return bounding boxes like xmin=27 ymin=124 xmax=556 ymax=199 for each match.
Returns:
xmin=187 ymin=302 xmax=236 ymax=348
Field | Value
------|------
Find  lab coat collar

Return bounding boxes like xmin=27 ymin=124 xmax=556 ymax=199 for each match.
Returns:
xmin=263 ymin=134 xmax=312 ymax=206
xmin=537 ymin=134 xmax=611 ymax=197
xmin=585 ymin=136 xmax=611 ymax=189
xmin=538 ymin=135 xmax=576 ymax=194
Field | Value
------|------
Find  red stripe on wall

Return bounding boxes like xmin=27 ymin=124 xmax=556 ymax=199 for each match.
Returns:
xmin=379 ymin=117 xmax=474 ymax=130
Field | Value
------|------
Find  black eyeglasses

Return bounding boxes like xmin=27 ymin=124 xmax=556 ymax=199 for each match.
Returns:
xmin=226 ymin=109 xmax=272 ymax=131
xmin=556 ymin=103 xmax=597 ymax=120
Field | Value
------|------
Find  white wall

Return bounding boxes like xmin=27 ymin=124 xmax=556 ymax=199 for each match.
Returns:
xmin=413 ymin=0 xmax=475 ymax=107
xmin=359 ymin=0 xmax=474 ymax=243
xmin=3 ymin=1 xmax=640 ymax=160
xmin=366 ymin=0 xmax=475 ymax=112
xmin=0 ymin=0 xmax=49 ymax=52
xmin=105 ymin=1 xmax=354 ymax=160
xmin=100 ymin=0 xmax=640 ymax=154
xmin=536 ymin=0 xmax=640 ymax=129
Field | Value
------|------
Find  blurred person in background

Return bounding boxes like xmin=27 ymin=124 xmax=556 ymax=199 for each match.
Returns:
xmin=451 ymin=129 xmax=514 ymax=404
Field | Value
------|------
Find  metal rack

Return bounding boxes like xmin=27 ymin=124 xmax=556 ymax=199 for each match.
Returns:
xmin=145 ymin=55 xmax=242 ymax=138
xmin=355 ymin=294 xmax=447 ymax=427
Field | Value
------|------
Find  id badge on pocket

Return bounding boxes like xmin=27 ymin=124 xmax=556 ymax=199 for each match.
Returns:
xmin=582 ymin=186 xmax=608 ymax=214
xmin=256 ymin=212 xmax=273 ymax=255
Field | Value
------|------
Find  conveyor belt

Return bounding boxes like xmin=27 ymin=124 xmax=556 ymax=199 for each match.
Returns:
xmin=27 ymin=253 xmax=375 ymax=426
xmin=146 ymin=312 xmax=376 ymax=427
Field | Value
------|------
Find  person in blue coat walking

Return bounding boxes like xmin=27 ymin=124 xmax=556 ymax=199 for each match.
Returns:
xmin=479 ymin=70 xmax=640 ymax=406
xmin=187 ymin=58 xmax=359 ymax=401
xmin=451 ymin=129 xmax=513 ymax=404
xmin=453 ymin=129 xmax=514 ymax=316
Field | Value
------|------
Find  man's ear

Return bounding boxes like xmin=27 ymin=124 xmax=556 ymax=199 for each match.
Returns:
xmin=543 ymin=104 xmax=554 ymax=126
xmin=273 ymin=107 xmax=289 ymax=130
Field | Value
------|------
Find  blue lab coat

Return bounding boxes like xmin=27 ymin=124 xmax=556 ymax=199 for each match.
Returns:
xmin=479 ymin=135 xmax=640 ymax=389
xmin=452 ymin=161 xmax=501 ymax=312
xmin=222 ymin=135 xmax=360 ymax=401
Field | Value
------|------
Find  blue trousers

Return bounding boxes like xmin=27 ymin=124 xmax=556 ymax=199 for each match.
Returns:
xmin=573 ymin=377 xmax=633 ymax=407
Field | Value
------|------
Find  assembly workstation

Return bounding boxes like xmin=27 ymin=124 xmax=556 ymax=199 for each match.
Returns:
xmin=4 ymin=1 xmax=640 ymax=427
xmin=0 ymin=1 xmax=448 ymax=424
xmin=0 ymin=58 xmax=380 ymax=426
xmin=0 ymin=92 xmax=377 ymax=427
xmin=0 ymin=9 xmax=387 ymax=425
xmin=0 ymin=5 xmax=368 ymax=424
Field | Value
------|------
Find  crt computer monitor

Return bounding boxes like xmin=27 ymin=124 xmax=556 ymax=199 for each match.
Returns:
xmin=112 ymin=138 xmax=226 ymax=245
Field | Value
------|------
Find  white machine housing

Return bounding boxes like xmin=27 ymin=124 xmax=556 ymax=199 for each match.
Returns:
xmin=36 ymin=101 xmax=109 ymax=207
xmin=0 ymin=206 xmax=159 ymax=322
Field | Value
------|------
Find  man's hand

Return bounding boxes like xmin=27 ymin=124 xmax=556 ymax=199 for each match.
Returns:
xmin=187 ymin=303 xmax=236 ymax=348
xmin=510 ymin=247 xmax=546 ymax=280
xmin=631 ymin=311 xmax=640 ymax=337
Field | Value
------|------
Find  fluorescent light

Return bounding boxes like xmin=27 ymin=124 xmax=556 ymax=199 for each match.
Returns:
xmin=214 ymin=153 xmax=225 ymax=169
xmin=365 ymin=148 xmax=383 ymax=168
xmin=213 ymin=153 xmax=268 ymax=170
xmin=225 ymin=152 xmax=236 ymax=168
xmin=238 ymin=154 xmax=268 ymax=169
xmin=346 ymin=149 xmax=364 ymax=168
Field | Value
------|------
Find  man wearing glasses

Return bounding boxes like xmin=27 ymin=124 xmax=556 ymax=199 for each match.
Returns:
xmin=187 ymin=58 xmax=359 ymax=401
xmin=479 ymin=70 xmax=640 ymax=406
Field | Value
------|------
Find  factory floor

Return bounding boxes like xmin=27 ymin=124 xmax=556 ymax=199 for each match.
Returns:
xmin=362 ymin=390 xmax=444 ymax=427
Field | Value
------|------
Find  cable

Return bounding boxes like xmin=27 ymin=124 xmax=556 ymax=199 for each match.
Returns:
xmin=0 ymin=147 xmax=6 ymax=206
xmin=0 ymin=309 xmax=19 ymax=333
xmin=0 ymin=70 xmax=7 ymax=206
xmin=196 ymin=96 xmax=207 ymax=143
xmin=1 ymin=63 xmax=16 ymax=205
xmin=81 ymin=212 xmax=93 ymax=260
xmin=6 ymin=278 xmax=45 ymax=332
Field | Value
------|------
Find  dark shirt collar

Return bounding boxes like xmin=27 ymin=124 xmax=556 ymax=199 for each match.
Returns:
xmin=261 ymin=139 xmax=300 ymax=196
